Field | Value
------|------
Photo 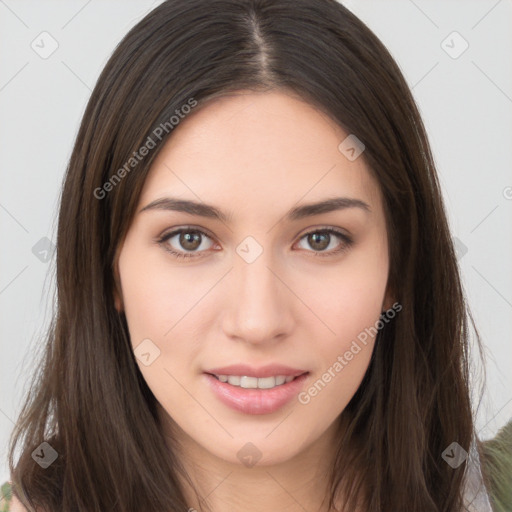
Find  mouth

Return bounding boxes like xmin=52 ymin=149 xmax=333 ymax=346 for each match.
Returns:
xmin=203 ymin=370 xmax=310 ymax=415
xmin=205 ymin=373 xmax=308 ymax=390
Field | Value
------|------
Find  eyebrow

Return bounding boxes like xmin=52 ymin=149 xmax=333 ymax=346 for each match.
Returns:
xmin=139 ymin=196 xmax=371 ymax=223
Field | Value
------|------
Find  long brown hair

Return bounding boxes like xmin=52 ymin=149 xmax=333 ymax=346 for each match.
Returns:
xmin=7 ymin=0 xmax=484 ymax=510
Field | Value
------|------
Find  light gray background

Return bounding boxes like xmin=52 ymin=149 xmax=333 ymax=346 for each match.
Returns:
xmin=1 ymin=0 xmax=511 ymax=485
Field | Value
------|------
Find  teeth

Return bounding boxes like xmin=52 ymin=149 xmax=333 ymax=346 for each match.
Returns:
xmin=214 ymin=374 xmax=297 ymax=389
xmin=227 ymin=375 xmax=240 ymax=386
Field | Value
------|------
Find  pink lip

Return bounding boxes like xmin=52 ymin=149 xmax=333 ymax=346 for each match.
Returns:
xmin=205 ymin=364 xmax=307 ymax=378
xmin=203 ymin=372 xmax=310 ymax=415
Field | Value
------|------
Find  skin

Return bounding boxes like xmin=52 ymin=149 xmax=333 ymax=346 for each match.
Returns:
xmin=114 ymin=90 xmax=393 ymax=512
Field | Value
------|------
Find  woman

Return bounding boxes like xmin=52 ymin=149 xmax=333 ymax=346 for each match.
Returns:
xmin=2 ymin=0 xmax=500 ymax=510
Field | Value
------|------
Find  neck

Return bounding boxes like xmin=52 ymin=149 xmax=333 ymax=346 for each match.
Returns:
xmin=160 ymin=411 xmax=357 ymax=512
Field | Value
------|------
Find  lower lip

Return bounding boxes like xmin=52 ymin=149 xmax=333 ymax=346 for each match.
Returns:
xmin=204 ymin=373 xmax=309 ymax=415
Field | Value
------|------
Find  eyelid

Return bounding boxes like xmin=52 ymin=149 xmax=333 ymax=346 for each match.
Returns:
xmin=294 ymin=224 xmax=352 ymax=241
xmin=158 ymin=224 xmax=217 ymax=243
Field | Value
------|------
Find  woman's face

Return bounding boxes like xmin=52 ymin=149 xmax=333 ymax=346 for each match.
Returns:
xmin=114 ymin=90 xmax=392 ymax=468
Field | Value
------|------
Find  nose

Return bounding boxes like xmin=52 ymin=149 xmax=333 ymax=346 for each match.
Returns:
xmin=221 ymin=248 xmax=295 ymax=345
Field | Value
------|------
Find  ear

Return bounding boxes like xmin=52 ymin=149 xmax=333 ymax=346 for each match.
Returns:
xmin=113 ymin=284 xmax=123 ymax=313
xmin=112 ymin=249 xmax=124 ymax=313
xmin=381 ymin=283 xmax=396 ymax=312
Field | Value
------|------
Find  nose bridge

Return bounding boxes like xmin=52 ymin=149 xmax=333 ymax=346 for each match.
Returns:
xmin=222 ymin=241 xmax=293 ymax=343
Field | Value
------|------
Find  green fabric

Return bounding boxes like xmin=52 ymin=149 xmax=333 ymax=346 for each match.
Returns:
xmin=481 ymin=420 xmax=512 ymax=512
xmin=0 ymin=481 xmax=13 ymax=512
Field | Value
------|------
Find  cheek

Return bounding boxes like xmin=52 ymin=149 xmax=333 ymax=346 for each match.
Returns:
xmin=117 ymin=248 xmax=204 ymax=410
xmin=118 ymin=245 xmax=207 ymax=342
xmin=303 ymin=245 xmax=388 ymax=341
xmin=297 ymin=242 xmax=387 ymax=403
xmin=298 ymin=272 xmax=381 ymax=412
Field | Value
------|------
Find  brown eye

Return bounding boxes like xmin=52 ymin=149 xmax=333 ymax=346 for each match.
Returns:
xmin=296 ymin=228 xmax=353 ymax=257
xmin=158 ymin=228 xmax=216 ymax=258
xmin=158 ymin=226 xmax=353 ymax=260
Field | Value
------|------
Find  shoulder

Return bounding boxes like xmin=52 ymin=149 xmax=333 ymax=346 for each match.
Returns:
xmin=9 ymin=495 xmax=28 ymax=512
xmin=1 ymin=481 xmax=30 ymax=512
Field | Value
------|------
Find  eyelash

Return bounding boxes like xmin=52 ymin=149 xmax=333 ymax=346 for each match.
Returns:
xmin=157 ymin=226 xmax=354 ymax=260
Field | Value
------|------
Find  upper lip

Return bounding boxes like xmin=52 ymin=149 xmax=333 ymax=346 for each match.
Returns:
xmin=205 ymin=364 xmax=308 ymax=378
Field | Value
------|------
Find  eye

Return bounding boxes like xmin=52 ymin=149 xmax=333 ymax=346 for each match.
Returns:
xmin=157 ymin=227 xmax=217 ymax=259
xmin=157 ymin=226 xmax=353 ymax=260
xmin=295 ymin=228 xmax=353 ymax=257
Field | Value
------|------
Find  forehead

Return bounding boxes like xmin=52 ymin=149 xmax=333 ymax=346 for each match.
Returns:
xmin=138 ymin=90 xmax=383 ymax=220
